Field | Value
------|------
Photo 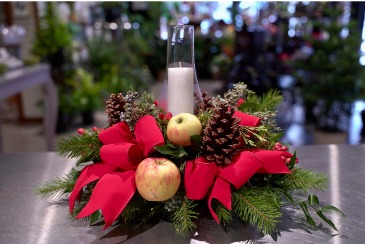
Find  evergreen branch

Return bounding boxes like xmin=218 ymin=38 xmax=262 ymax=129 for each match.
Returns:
xmin=120 ymin=193 xmax=149 ymax=224
xmin=212 ymin=201 xmax=233 ymax=226
xmin=273 ymin=167 xmax=328 ymax=193
xmin=232 ymin=186 xmax=282 ymax=235
xmin=172 ymin=197 xmax=199 ymax=236
xmin=57 ymin=132 xmax=102 ymax=165
xmin=71 ymin=200 xmax=89 ymax=219
xmin=35 ymin=168 xmax=79 ymax=198
xmin=239 ymin=90 xmax=283 ymax=114
xmin=70 ymin=181 xmax=97 ymax=219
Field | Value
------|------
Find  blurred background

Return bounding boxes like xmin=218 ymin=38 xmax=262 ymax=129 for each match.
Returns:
xmin=1 ymin=1 xmax=365 ymax=152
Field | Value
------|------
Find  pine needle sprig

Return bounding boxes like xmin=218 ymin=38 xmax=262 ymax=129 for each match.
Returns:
xmin=35 ymin=168 xmax=80 ymax=198
xmin=212 ymin=201 xmax=233 ymax=226
xmin=273 ymin=167 xmax=328 ymax=193
xmin=172 ymin=197 xmax=199 ymax=236
xmin=57 ymin=132 xmax=102 ymax=166
xmin=232 ymin=186 xmax=282 ymax=235
xmin=70 ymin=181 xmax=97 ymax=219
xmin=120 ymin=193 xmax=150 ymax=224
xmin=239 ymin=90 xmax=283 ymax=114
xmin=71 ymin=200 xmax=89 ymax=219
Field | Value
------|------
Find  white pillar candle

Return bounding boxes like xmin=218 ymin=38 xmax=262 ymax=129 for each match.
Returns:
xmin=168 ymin=67 xmax=194 ymax=115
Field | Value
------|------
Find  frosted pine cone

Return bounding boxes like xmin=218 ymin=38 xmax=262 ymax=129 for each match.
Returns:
xmin=106 ymin=93 xmax=126 ymax=126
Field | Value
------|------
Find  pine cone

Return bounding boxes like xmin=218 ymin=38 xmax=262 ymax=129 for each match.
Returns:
xmin=195 ymin=91 xmax=214 ymax=114
xmin=106 ymin=93 xmax=126 ymax=126
xmin=201 ymin=101 xmax=242 ymax=165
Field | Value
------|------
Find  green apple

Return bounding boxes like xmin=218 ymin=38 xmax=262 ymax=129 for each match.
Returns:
xmin=166 ymin=113 xmax=202 ymax=146
xmin=135 ymin=157 xmax=181 ymax=201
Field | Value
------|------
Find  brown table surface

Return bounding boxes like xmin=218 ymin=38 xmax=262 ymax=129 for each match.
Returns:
xmin=0 ymin=144 xmax=364 ymax=243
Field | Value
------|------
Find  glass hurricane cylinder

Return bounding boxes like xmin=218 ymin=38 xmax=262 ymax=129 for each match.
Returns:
xmin=160 ymin=25 xmax=202 ymax=116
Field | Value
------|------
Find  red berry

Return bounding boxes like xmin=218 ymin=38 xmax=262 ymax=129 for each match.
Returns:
xmin=153 ymin=100 xmax=159 ymax=106
xmin=165 ymin=112 xmax=173 ymax=120
xmin=92 ymin=126 xmax=98 ymax=132
xmin=237 ymin=98 xmax=245 ymax=107
xmin=285 ymin=158 xmax=291 ymax=164
xmin=77 ymin=128 xmax=85 ymax=135
xmin=158 ymin=113 xmax=165 ymax=120
xmin=275 ymin=142 xmax=282 ymax=147
xmin=281 ymin=146 xmax=288 ymax=151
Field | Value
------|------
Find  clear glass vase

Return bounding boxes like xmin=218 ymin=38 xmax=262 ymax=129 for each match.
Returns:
xmin=160 ymin=25 xmax=202 ymax=115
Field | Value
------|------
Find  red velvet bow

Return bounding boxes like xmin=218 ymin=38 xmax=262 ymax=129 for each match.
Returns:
xmin=184 ymin=111 xmax=292 ymax=223
xmin=69 ymin=115 xmax=165 ymax=229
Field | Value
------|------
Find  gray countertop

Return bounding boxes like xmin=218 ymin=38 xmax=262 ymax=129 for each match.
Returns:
xmin=0 ymin=144 xmax=364 ymax=243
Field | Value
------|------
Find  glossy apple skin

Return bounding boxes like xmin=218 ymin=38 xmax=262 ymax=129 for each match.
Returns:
xmin=166 ymin=113 xmax=202 ymax=146
xmin=135 ymin=158 xmax=181 ymax=201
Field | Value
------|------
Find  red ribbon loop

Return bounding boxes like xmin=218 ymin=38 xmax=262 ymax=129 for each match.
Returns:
xmin=98 ymin=122 xmax=136 ymax=145
xmin=69 ymin=115 xmax=165 ymax=228
xmin=134 ymin=115 xmax=165 ymax=157
xmin=185 ymin=149 xmax=291 ymax=223
xmin=100 ymin=142 xmax=143 ymax=170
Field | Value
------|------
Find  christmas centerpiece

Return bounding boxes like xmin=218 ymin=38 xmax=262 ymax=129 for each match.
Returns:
xmin=36 ymin=25 xmax=344 ymax=239
xmin=37 ymin=83 xmax=344 ymax=237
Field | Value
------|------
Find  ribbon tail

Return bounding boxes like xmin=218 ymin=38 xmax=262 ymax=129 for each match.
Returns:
xmin=69 ymin=163 xmax=116 ymax=214
xmin=76 ymin=171 xmax=136 ymax=229
xmin=208 ymin=177 xmax=232 ymax=223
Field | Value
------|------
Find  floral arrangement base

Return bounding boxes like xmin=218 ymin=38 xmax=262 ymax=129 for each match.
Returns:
xmin=37 ymin=83 xmax=344 ymax=238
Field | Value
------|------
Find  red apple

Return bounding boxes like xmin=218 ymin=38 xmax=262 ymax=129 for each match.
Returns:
xmin=166 ymin=113 xmax=202 ymax=146
xmin=135 ymin=157 xmax=181 ymax=201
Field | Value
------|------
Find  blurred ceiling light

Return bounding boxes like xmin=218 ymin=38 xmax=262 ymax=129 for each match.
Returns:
xmin=288 ymin=29 xmax=295 ymax=37
xmin=132 ymin=22 xmax=140 ymax=30
xmin=181 ymin=16 xmax=190 ymax=24
xmin=268 ymin=15 xmax=277 ymax=23
xmin=94 ymin=22 xmax=102 ymax=29
xmin=124 ymin=22 xmax=132 ymax=30
xmin=200 ymin=19 xmax=211 ymax=35
xmin=359 ymin=56 xmax=365 ymax=65
xmin=215 ymin=30 xmax=223 ymax=38
xmin=109 ymin=22 xmax=118 ymax=30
